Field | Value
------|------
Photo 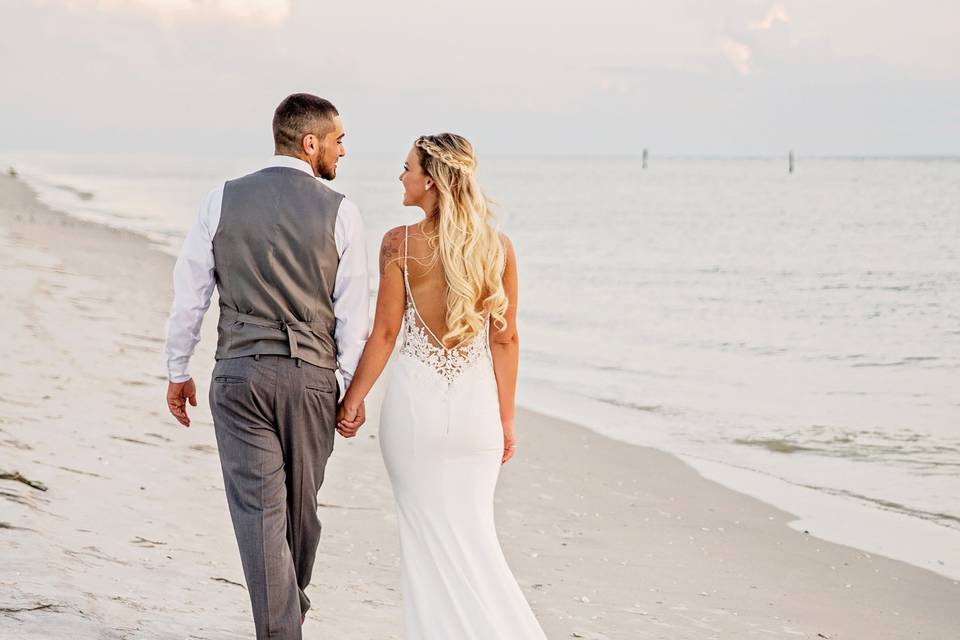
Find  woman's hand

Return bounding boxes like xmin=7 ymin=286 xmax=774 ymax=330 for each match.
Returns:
xmin=336 ymin=399 xmax=365 ymax=438
xmin=501 ymin=417 xmax=517 ymax=464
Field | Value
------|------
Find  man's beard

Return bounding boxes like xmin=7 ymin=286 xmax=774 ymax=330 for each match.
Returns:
xmin=317 ymin=160 xmax=337 ymax=181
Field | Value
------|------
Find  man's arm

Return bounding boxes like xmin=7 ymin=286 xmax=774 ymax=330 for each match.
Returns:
xmin=332 ymin=198 xmax=371 ymax=392
xmin=163 ymin=186 xmax=221 ymax=426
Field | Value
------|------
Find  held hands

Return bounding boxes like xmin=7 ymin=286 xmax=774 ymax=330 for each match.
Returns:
xmin=336 ymin=398 xmax=366 ymax=438
xmin=501 ymin=417 xmax=517 ymax=465
xmin=167 ymin=379 xmax=198 ymax=427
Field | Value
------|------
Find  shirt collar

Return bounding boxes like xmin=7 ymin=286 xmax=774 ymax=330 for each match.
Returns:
xmin=268 ymin=154 xmax=317 ymax=177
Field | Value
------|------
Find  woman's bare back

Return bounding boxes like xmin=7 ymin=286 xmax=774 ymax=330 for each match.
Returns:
xmin=403 ymin=221 xmax=460 ymax=349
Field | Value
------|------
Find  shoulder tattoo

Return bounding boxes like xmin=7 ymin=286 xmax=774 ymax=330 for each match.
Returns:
xmin=380 ymin=227 xmax=404 ymax=275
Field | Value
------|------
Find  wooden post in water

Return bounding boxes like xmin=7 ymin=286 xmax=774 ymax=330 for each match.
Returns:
xmin=642 ymin=148 xmax=648 ymax=170
xmin=788 ymin=150 xmax=794 ymax=174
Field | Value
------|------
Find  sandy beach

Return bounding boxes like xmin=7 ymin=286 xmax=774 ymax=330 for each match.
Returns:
xmin=1 ymin=171 xmax=958 ymax=639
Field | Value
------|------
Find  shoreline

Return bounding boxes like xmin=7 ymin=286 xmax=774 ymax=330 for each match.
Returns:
xmin=11 ymin=161 xmax=960 ymax=582
xmin=1 ymin=172 xmax=958 ymax=638
xmin=519 ymin=380 xmax=960 ymax=582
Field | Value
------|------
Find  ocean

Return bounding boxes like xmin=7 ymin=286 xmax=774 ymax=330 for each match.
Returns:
xmin=3 ymin=149 xmax=958 ymax=579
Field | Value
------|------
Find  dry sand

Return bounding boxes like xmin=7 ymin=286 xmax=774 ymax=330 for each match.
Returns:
xmin=1 ymin=172 xmax=958 ymax=639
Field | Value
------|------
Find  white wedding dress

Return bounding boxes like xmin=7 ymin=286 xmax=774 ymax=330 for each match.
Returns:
xmin=379 ymin=227 xmax=548 ymax=639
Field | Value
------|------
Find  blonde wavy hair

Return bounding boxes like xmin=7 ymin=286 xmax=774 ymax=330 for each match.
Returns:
xmin=413 ymin=133 xmax=508 ymax=345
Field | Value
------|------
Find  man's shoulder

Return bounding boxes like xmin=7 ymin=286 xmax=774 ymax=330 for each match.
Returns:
xmin=225 ymin=166 xmax=272 ymax=185
xmin=221 ymin=168 xmax=277 ymax=198
xmin=199 ymin=183 xmax=226 ymax=213
xmin=334 ymin=194 xmax=362 ymax=224
xmin=313 ymin=179 xmax=348 ymax=204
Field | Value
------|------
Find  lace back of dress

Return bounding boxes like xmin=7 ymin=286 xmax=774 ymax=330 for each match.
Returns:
xmin=399 ymin=226 xmax=490 ymax=384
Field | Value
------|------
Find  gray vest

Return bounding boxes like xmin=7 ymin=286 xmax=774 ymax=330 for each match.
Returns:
xmin=212 ymin=166 xmax=344 ymax=370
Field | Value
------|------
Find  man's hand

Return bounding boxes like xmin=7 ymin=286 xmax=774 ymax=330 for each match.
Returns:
xmin=336 ymin=400 xmax=365 ymax=438
xmin=167 ymin=379 xmax=198 ymax=427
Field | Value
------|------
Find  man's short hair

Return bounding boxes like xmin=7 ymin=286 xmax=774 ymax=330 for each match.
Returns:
xmin=272 ymin=93 xmax=339 ymax=153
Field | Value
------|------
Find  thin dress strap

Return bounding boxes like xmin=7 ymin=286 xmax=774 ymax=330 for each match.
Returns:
xmin=402 ymin=225 xmax=410 ymax=296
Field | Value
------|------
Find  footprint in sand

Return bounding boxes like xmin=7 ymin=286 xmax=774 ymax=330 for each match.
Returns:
xmin=64 ymin=545 xmax=129 ymax=566
xmin=109 ymin=435 xmax=157 ymax=447
xmin=131 ymin=536 xmax=166 ymax=548
xmin=190 ymin=444 xmax=217 ymax=454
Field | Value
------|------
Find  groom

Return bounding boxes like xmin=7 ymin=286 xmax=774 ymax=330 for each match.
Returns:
xmin=163 ymin=93 xmax=369 ymax=639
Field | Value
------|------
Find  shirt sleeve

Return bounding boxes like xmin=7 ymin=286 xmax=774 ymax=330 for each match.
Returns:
xmin=163 ymin=186 xmax=222 ymax=383
xmin=332 ymin=197 xmax=371 ymax=389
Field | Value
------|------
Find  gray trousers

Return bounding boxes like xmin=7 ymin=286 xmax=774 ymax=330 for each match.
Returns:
xmin=210 ymin=355 xmax=338 ymax=640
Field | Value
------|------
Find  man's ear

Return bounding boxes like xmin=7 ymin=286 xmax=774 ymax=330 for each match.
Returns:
xmin=302 ymin=133 xmax=317 ymax=155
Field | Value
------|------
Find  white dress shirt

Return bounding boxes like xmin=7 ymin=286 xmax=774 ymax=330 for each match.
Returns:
xmin=164 ymin=155 xmax=370 ymax=388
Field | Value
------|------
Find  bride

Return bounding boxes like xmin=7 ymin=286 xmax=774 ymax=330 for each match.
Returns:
xmin=335 ymin=133 xmax=548 ymax=638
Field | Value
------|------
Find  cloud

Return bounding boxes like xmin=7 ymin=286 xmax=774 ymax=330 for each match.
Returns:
xmin=748 ymin=5 xmax=790 ymax=31
xmin=47 ymin=0 xmax=291 ymax=25
xmin=720 ymin=38 xmax=751 ymax=74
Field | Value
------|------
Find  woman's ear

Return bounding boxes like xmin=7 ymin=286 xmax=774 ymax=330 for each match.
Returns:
xmin=425 ymin=180 xmax=433 ymax=190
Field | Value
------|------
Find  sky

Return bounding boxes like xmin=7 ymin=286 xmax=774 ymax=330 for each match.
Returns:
xmin=2 ymin=0 xmax=959 ymax=156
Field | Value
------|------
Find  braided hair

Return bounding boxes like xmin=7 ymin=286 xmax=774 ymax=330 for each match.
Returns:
xmin=415 ymin=135 xmax=476 ymax=175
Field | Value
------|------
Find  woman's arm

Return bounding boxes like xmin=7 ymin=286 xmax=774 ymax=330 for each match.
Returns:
xmin=336 ymin=226 xmax=406 ymax=437
xmin=490 ymin=234 xmax=520 ymax=463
